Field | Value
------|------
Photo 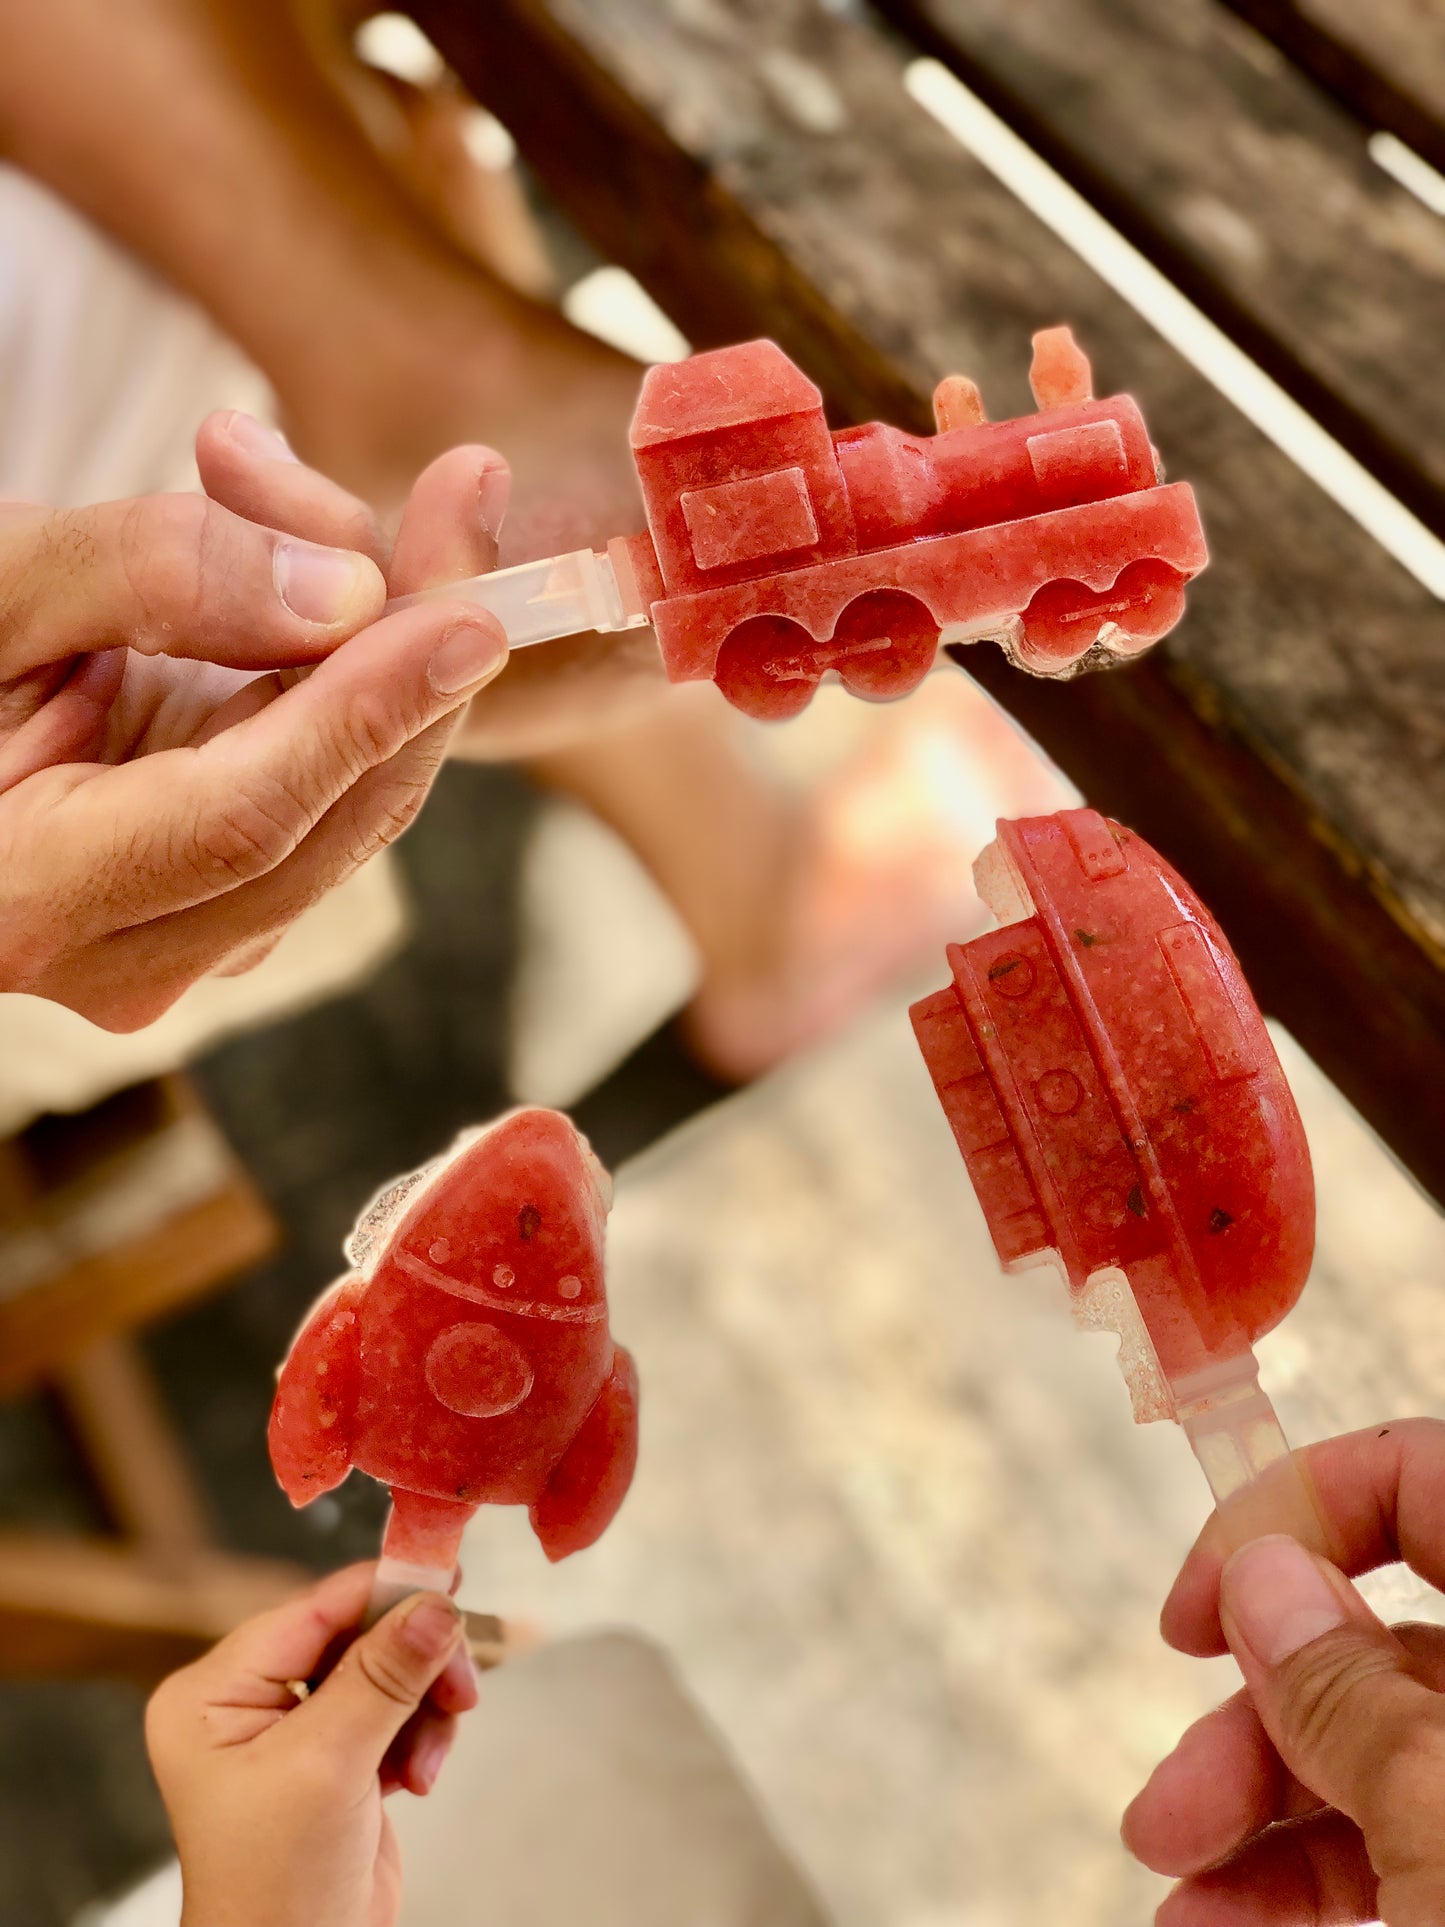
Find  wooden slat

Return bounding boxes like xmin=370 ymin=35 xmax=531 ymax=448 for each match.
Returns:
xmin=0 ymin=1180 xmax=278 ymax=1397
xmin=1217 ymin=0 xmax=1445 ymax=179
xmin=0 ymin=1076 xmax=279 ymax=1395
xmin=874 ymin=0 xmax=1445 ymax=536
xmin=0 ymin=1534 xmax=304 ymax=1682
xmin=411 ymin=0 xmax=1445 ymax=1201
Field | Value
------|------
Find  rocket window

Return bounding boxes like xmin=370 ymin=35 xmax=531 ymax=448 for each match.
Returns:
xmin=680 ymin=466 xmax=819 ymax=572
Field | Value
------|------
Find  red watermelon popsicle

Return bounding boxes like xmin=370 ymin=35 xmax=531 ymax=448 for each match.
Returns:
xmin=393 ymin=328 xmax=1207 ymax=719
xmin=910 ymin=808 xmax=1330 ymax=1552
xmin=269 ymin=1109 xmax=638 ymax=1617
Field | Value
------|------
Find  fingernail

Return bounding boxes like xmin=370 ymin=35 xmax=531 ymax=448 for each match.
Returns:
xmin=227 ymin=411 xmax=298 ymax=463
xmin=275 ymin=540 xmax=377 ymax=625
xmin=416 ymin=1730 xmax=450 ymax=1794
xmin=428 ymin=618 xmax=508 ymax=696
xmin=1222 ymin=1536 xmax=1347 ymax=1666
xmin=398 ymin=1594 xmax=462 ymax=1661
xmin=477 ymin=466 xmax=511 ymax=541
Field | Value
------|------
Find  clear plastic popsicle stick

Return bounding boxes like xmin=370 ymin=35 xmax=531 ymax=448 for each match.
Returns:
xmin=1173 ymin=1353 xmax=1333 ymax=1557
xmin=365 ymin=1554 xmax=458 ymax=1626
xmin=387 ymin=548 xmax=650 ymax=649
xmin=363 ymin=1558 xmax=507 ymax=1668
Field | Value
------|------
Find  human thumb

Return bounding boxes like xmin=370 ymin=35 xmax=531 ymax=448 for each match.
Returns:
xmin=1221 ymin=1535 xmax=1445 ymax=1917
xmin=303 ymin=1592 xmax=464 ymax=1775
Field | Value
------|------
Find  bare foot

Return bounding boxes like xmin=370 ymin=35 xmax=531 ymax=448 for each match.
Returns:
xmin=683 ymin=675 xmax=1076 ymax=1082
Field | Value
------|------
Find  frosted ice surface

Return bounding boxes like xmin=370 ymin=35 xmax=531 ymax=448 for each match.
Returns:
xmin=342 ymin=1120 xmax=511 ymax=1274
xmin=1074 ymin=1268 xmax=1172 ymax=1424
xmin=345 ymin=1160 xmax=439 ymax=1274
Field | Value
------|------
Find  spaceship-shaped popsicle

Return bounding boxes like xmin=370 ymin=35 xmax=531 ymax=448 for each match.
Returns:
xmin=400 ymin=328 xmax=1208 ymax=720
xmin=910 ymin=808 xmax=1326 ymax=1548
xmin=269 ymin=1109 xmax=638 ymax=1603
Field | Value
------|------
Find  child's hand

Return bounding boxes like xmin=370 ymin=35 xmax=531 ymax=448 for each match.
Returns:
xmin=146 ymin=1564 xmax=479 ymax=1927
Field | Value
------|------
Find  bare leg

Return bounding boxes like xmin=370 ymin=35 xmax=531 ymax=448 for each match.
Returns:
xmin=528 ymin=687 xmax=802 ymax=1002
xmin=0 ymin=0 xmax=1056 ymax=1073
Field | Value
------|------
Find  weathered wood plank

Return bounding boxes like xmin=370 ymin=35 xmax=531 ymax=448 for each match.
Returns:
xmin=0 ymin=1079 xmax=278 ymax=1397
xmin=411 ymin=0 xmax=1445 ymax=1199
xmin=0 ymin=1535 xmax=304 ymax=1681
xmin=875 ymin=0 xmax=1445 ymax=536
xmin=1217 ymin=0 xmax=1445 ymax=179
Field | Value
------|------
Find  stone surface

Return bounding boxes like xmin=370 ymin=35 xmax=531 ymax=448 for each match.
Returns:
xmin=454 ymin=989 xmax=1445 ymax=1926
xmin=398 ymin=1633 xmax=827 ymax=1927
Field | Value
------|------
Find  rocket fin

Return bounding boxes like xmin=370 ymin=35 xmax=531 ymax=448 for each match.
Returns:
xmin=268 ymin=1274 xmax=365 ymax=1504
xmin=530 ymin=1346 xmax=639 ymax=1562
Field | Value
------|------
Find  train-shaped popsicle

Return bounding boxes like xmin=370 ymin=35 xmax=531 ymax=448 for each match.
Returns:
xmin=608 ymin=329 xmax=1208 ymax=719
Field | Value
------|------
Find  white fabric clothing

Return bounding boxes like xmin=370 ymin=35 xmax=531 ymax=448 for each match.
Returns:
xmin=0 ymin=166 xmax=407 ymax=1130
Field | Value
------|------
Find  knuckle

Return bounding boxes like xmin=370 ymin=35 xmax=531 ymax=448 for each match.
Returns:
xmin=1281 ymin=1637 xmax=1399 ymax=1763
xmin=329 ymin=691 xmax=416 ymax=778
xmin=186 ymin=772 xmax=307 ymax=887
xmin=120 ymin=495 xmax=238 ymax=647
xmin=346 ymin=780 xmax=429 ymax=868
xmin=356 ymin=1640 xmax=422 ymax=1710
xmin=0 ymin=509 xmax=78 ymax=642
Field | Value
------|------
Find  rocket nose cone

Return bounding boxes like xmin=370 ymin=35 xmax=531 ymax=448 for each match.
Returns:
xmin=381 ymin=1106 xmax=610 ymax=1314
xmin=494 ymin=1109 xmax=613 ymax=1218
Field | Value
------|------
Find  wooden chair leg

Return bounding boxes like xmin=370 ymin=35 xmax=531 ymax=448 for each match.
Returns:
xmin=0 ymin=1533 xmax=305 ymax=1684
xmin=0 ymin=1077 xmax=302 ymax=1678
xmin=53 ymin=1334 xmax=212 ymax=1558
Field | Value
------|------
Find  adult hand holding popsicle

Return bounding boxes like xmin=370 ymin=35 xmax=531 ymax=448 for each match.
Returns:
xmin=0 ymin=413 xmax=510 ymax=1028
xmin=269 ymin=1109 xmax=638 ymax=1627
xmin=1124 ymin=1421 xmax=1445 ymax=1926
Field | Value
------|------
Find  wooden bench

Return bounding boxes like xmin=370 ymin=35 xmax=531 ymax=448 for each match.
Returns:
xmin=0 ymin=1078 xmax=304 ymax=1680
xmin=408 ymin=0 xmax=1445 ymax=1205
xmin=1215 ymin=0 xmax=1445 ymax=180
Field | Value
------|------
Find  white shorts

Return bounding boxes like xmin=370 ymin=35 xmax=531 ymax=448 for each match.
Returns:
xmin=0 ymin=167 xmax=406 ymax=1132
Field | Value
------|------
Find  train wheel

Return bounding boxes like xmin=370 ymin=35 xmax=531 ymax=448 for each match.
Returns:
xmin=1019 ymin=560 xmax=1187 ymax=668
xmin=830 ymin=593 xmax=939 ymax=701
xmin=714 ymin=616 xmax=822 ymax=721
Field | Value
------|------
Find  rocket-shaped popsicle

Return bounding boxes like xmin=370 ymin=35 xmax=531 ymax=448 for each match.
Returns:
xmin=269 ymin=1109 xmax=638 ymax=1583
